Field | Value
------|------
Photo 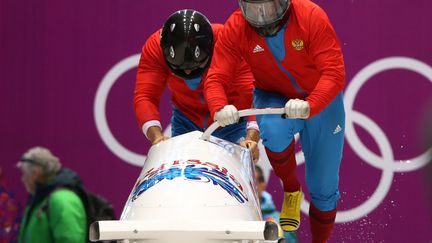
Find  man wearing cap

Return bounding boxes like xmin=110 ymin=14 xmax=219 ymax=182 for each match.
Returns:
xmin=17 ymin=147 xmax=86 ymax=243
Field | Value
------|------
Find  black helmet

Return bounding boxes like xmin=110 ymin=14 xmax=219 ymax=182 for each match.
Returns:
xmin=160 ymin=9 xmax=214 ymax=79
xmin=238 ymin=0 xmax=291 ymax=37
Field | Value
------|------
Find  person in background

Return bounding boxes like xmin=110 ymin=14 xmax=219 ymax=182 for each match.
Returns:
xmin=133 ymin=9 xmax=259 ymax=161
xmin=255 ymin=165 xmax=298 ymax=243
xmin=17 ymin=147 xmax=86 ymax=243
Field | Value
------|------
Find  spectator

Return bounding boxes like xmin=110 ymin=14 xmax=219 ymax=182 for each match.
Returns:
xmin=17 ymin=147 xmax=86 ymax=243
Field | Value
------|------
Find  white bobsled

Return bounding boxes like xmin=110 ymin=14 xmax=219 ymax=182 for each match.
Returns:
xmin=90 ymin=108 xmax=286 ymax=243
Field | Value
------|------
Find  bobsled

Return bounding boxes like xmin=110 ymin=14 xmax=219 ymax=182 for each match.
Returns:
xmin=90 ymin=108 xmax=286 ymax=243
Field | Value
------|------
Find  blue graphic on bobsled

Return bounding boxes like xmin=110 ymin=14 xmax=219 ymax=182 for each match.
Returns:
xmin=131 ymin=162 xmax=248 ymax=203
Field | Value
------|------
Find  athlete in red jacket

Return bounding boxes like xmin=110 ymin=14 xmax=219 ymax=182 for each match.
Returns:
xmin=204 ymin=1 xmax=345 ymax=242
xmin=134 ymin=10 xmax=259 ymax=160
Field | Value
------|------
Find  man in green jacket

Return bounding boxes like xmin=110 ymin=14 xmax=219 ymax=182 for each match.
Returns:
xmin=17 ymin=147 xmax=86 ymax=243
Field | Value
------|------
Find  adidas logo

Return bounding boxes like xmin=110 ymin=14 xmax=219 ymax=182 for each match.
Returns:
xmin=333 ymin=124 xmax=342 ymax=134
xmin=253 ymin=44 xmax=264 ymax=53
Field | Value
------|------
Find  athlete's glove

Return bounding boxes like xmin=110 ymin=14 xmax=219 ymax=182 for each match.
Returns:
xmin=215 ymin=105 xmax=239 ymax=127
xmin=285 ymin=99 xmax=310 ymax=119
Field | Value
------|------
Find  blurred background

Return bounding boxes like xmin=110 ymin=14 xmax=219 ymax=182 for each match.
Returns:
xmin=1 ymin=0 xmax=431 ymax=242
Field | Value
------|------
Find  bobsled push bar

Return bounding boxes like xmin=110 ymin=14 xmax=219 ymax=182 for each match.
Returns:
xmin=201 ymin=108 xmax=286 ymax=141
xmin=90 ymin=220 xmax=279 ymax=241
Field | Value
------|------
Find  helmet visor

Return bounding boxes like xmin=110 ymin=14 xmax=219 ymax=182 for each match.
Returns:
xmin=166 ymin=52 xmax=210 ymax=71
xmin=239 ymin=0 xmax=288 ymax=27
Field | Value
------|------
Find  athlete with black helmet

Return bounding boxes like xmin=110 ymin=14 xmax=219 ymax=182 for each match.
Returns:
xmin=160 ymin=10 xmax=214 ymax=80
xmin=205 ymin=1 xmax=346 ymax=242
xmin=134 ymin=9 xmax=259 ymax=161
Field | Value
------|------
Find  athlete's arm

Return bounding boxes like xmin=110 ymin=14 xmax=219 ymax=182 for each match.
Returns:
xmin=134 ymin=32 xmax=169 ymax=139
xmin=233 ymin=59 xmax=260 ymax=161
xmin=204 ymin=14 xmax=245 ymax=118
xmin=305 ymin=6 xmax=345 ymax=117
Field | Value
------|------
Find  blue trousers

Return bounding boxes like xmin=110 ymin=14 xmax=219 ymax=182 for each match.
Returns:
xmin=171 ymin=108 xmax=247 ymax=143
xmin=254 ymin=89 xmax=345 ymax=211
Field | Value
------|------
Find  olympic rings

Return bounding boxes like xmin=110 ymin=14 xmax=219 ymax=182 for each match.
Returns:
xmin=95 ymin=55 xmax=432 ymax=222
xmin=300 ymin=57 xmax=432 ymax=222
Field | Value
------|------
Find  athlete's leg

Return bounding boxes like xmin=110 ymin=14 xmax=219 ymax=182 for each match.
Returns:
xmin=253 ymin=88 xmax=303 ymax=153
xmin=300 ymin=93 xmax=345 ymax=243
xmin=265 ymin=142 xmax=300 ymax=192
xmin=254 ymin=88 xmax=303 ymax=231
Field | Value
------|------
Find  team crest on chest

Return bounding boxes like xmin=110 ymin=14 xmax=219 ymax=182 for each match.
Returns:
xmin=292 ymin=39 xmax=304 ymax=51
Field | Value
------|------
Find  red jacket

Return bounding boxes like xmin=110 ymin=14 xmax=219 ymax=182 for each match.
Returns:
xmin=134 ymin=24 xmax=254 ymax=131
xmin=205 ymin=0 xmax=345 ymax=118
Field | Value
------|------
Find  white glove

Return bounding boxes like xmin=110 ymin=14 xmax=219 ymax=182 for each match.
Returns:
xmin=285 ymin=99 xmax=310 ymax=119
xmin=215 ymin=105 xmax=239 ymax=127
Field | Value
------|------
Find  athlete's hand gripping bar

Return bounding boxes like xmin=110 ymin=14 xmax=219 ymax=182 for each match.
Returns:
xmin=200 ymin=108 xmax=286 ymax=141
